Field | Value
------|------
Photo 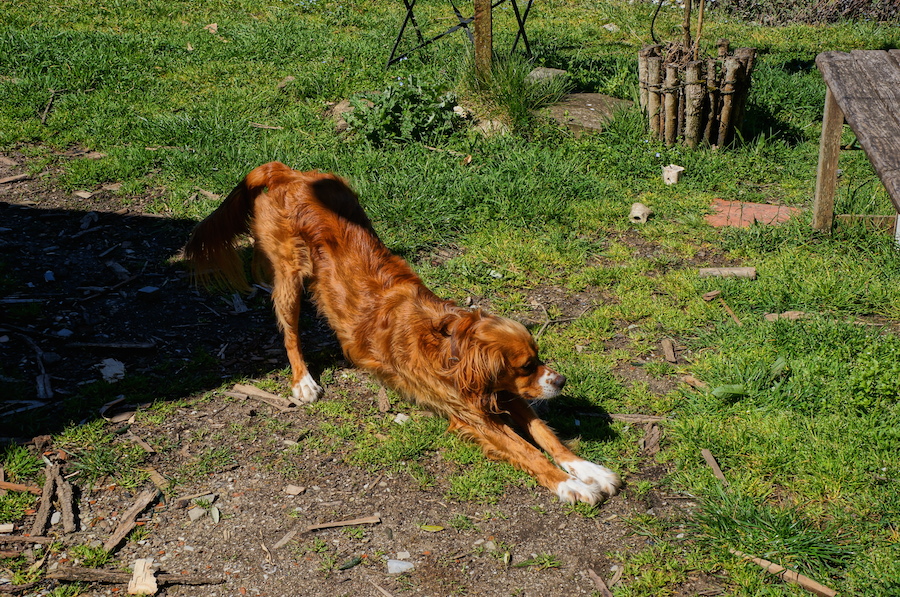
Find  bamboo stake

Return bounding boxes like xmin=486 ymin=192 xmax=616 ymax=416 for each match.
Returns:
xmin=681 ymin=0 xmax=693 ymax=49
xmin=704 ymin=59 xmax=719 ymax=144
xmin=732 ymin=47 xmax=757 ymax=131
xmin=693 ymin=0 xmax=707 ymax=60
xmin=647 ymin=56 xmax=663 ymax=138
xmin=729 ymin=549 xmax=837 ymax=597
xmin=663 ymin=64 xmax=679 ymax=146
xmin=717 ymin=57 xmax=741 ymax=146
xmin=638 ymin=45 xmax=660 ymax=114
xmin=716 ymin=38 xmax=729 ymax=60
xmin=684 ymin=61 xmax=705 ymax=149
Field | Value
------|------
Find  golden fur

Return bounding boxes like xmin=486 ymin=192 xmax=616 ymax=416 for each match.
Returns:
xmin=183 ymin=162 xmax=621 ymax=504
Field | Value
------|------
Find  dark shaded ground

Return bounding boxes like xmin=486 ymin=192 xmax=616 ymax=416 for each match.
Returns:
xmin=0 ymin=150 xmax=723 ymax=597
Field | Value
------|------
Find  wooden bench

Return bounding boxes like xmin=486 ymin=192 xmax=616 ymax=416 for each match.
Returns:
xmin=812 ymin=50 xmax=900 ymax=242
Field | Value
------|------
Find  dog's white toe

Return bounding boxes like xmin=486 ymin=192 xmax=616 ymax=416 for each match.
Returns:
xmin=559 ymin=460 xmax=622 ymax=497
xmin=555 ymin=476 xmax=605 ymax=505
xmin=290 ymin=373 xmax=324 ymax=405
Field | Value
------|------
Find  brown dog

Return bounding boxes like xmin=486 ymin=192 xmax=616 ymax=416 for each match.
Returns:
xmin=184 ymin=162 xmax=621 ymax=504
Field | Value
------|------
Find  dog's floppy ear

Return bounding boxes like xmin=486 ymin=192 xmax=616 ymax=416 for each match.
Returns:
xmin=447 ymin=312 xmax=504 ymax=411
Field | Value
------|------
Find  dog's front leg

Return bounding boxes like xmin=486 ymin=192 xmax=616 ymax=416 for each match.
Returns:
xmin=502 ymin=397 xmax=622 ymax=499
xmin=270 ymin=268 xmax=323 ymax=405
xmin=449 ymin=414 xmax=613 ymax=506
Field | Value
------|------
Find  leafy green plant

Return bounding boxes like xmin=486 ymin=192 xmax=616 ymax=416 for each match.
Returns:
xmin=1 ymin=446 xmax=43 ymax=482
xmin=514 ymin=553 xmax=562 ymax=571
xmin=345 ymin=76 xmax=459 ymax=146
xmin=846 ymin=342 xmax=900 ymax=410
xmin=70 ymin=544 xmax=113 ymax=568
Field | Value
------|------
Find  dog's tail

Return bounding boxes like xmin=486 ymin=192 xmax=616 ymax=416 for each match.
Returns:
xmin=183 ymin=161 xmax=295 ymax=291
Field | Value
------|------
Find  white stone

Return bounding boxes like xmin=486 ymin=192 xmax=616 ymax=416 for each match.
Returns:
xmin=387 ymin=560 xmax=415 ymax=574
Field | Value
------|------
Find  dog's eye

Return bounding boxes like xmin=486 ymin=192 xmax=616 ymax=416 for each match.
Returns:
xmin=519 ymin=360 xmax=538 ymax=374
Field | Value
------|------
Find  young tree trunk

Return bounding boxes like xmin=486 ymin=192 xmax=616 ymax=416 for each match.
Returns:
xmin=684 ymin=61 xmax=705 ymax=148
xmin=664 ymin=64 xmax=680 ymax=146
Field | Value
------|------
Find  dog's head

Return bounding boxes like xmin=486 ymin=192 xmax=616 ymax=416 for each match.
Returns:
xmin=444 ymin=311 xmax=566 ymax=408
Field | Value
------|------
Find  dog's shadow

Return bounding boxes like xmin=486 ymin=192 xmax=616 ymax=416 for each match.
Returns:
xmin=530 ymin=395 xmax=620 ymax=444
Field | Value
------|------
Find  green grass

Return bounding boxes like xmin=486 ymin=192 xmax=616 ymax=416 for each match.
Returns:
xmin=2 ymin=0 xmax=900 ymax=594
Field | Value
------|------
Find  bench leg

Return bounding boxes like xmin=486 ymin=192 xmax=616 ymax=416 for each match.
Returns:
xmin=812 ymin=87 xmax=844 ymax=232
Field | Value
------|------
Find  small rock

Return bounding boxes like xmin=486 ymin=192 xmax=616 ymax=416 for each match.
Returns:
xmin=483 ymin=540 xmax=496 ymax=552
xmin=98 ymin=358 xmax=125 ymax=383
xmin=44 ymin=270 xmax=55 ymax=282
xmin=386 ymin=559 xmax=415 ymax=574
xmin=41 ymin=352 xmax=62 ymax=366
xmin=473 ymin=119 xmax=510 ymax=138
xmin=284 ymin=485 xmax=306 ymax=496
xmin=188 ymin=507 xmax=207 ymax=522
xmin=396 ymin=551 xmax=411 ymax=560
xmin=50 ymin=512 xmax=62 ymax=525
xmin=56 ymin=329 xmax=74 ymax=338
xmin=137 ymin=286 xmax=160 ymax=301
xmin=527 ymin=67 xmax=568 ymax=82
xmin=393 ymin=413 xmax=411 ymax=425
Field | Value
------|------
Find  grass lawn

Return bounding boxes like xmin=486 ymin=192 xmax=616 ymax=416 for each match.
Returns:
xmin=1 ymin=0 xmax=899 ymax=595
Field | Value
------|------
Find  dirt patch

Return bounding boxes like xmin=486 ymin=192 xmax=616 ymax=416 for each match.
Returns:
xmin=0 ymin=152 xmax=713 ymax=597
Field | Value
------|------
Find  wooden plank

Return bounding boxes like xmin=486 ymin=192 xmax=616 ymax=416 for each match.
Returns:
xmin=816 ymin=51 xmax=900 ymax=212
xmin=813 ymin=85 xmax=843 ymax=231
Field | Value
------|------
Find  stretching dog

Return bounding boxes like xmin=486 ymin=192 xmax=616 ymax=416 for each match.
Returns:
xmin=183 ymin=162 xmax=621 ymax=504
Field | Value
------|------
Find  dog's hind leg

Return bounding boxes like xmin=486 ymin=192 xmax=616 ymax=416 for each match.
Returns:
xmin=268 ymin=245 xmax=323 ymax=406
xmin=501 ymin=396 xmax=622 ymax=499
xmin=448 ymin=413 xmax=611 ymax=506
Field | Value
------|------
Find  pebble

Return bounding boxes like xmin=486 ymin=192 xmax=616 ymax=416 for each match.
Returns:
xmin=188 ymin=507 xmax=207 ymax=522
xmin=50 ymin=512 xmax=62 ymax=525
xmin=396 ymin=551 xmax=410 ymax=560
xmin=393 ymin=413 xmax=410 ymax=425
xmin=386 ymin=560 xmax=414 ymax=574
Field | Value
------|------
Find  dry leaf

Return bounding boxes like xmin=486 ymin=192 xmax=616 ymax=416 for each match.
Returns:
xmin=203 ymin=23 xmax=218 ymax=34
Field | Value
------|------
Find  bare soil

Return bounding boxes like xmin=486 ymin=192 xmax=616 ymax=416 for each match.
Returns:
xmin=0 ymin=150 xmax=723 ymax=597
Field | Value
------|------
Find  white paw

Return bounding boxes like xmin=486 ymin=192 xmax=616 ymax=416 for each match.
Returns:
xmin=290 ymin=373 xmax=323 ymax=405
xmin=555 ymin=476 xmax=606 ymax=505
xmin=559 ymin=460 xmax=622 ymax=497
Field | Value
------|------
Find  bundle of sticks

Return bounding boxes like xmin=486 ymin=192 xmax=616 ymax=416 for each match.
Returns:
xmin=639 ymin=39 xmax=757 ymax=148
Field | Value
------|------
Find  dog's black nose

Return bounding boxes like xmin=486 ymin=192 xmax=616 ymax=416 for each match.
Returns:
xmin=552 ymin=374 xmax=566 ymax=390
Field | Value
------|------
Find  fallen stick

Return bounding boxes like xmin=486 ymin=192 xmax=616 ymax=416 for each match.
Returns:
xmin=718 ymin=297 xmax=743 ymax=326
xmin=104 ymin=488 xmax=160 ymax=552
xmin=68 ymin=341 xmax=156 ymax=350
xmin=698 ymin=267 xmax=757 ymax=279
xmin=0 ymin=536 xmax=54 ymax=544
xmin=586 ymin=568 xmax=614 ymax=597
xmin=0 ymin=481 xmax=42 ymax=496
xmin=368 ymin=579 xmax=396 ymax=597
xmin=78 ymin=274 xmax=140 ymax=302
xmin=228 ymin=384 xmax=293 ymax=412
xmin=50 ymin=466 xmax=77 ymax=533
xmin=701 ymin=449 xmax=728 ymax=486
xmin=682 ymin=375 xmax=708 ymax=390
xmin=47 ymin=566 xmax=225 ymax=586
xmin=304 ymin=515 xmax=381 ymax=533
xmin=0 ymin=174 xmax=31 ymax=184
xmin=641 ymin=424 xmax=661 ymax=456
xmin=608 ymin=413 xmax=666 ymax=424
xmin=700 ymin=290 xmax=743 ymax=326
xmin=661 ymin=338 xmax=678 ymax=363
xmin=729 ymin=549 xmax=837 ymax=597
xmin=28 ymin=466 xmax=57 ymax=536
